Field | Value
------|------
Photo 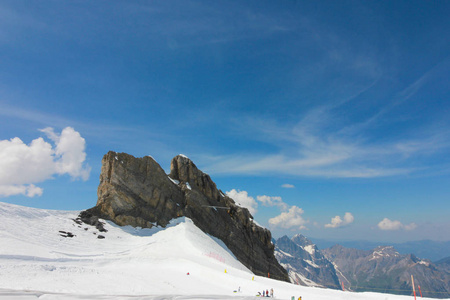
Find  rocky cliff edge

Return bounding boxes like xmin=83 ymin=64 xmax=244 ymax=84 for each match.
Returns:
xmin=85 ymin=151 xmax=289 ymax=282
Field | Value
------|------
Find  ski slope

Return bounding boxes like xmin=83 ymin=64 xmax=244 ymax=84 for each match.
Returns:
xmin=0 ymin=202 xmax=445 ymax=300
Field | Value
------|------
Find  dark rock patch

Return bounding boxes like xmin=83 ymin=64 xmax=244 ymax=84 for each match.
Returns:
xmin=59 ymin=231 xmax=75 ymax=238
xmin=75 ymin=210 xmax=108 ymax=232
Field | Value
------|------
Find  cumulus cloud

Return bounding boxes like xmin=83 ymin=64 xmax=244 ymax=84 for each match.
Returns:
xmin=0 ymin=127 xmax=90 ymax=197
xmin=269 ymin=206 xmax=308 ymax=230
xmin=377 ymin=218 xmax=417 ymax=231
xmin=325 ymin=212 xmax=354 ymax=228
xmin=256 ymin=195 xmax=288 ymax=211
xmin=0 ymin=184 xmax=43 ymax=198
xmin=226 ymin=189 xmax=258 ymax=215
xmin=281 ymin=183 xmax=295 ymax=188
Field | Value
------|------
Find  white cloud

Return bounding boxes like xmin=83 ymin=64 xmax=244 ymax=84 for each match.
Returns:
xmin=256 ymin=195 xmax=288 ymax=211
xmin=269 ymin=206 xmax=308 ymax=230
xmin=226 ymin=190 xmax=292 ymax=216
xmin=377 ymin=218 xmax=417 ymax=231
xmin=0 ymin=127 xmax=90 ymax=197
xmin=0 ymin=184 xmax=43 ymax=198
xmin=226 ymin=189 xmax=258 ymax=215
xmin=281 ymin=183 xmax=295 ymax=188
xmin=41 ymin=127 xmax=90 ymax=180
xmin=325 ymin=212 xmax=354 ymax=228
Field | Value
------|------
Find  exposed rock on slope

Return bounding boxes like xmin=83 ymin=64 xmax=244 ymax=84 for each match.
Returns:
xmin=275 ymin=234 xmax=341 ymax=289
xmin=85 ymin=151 xmax=289 ymax=282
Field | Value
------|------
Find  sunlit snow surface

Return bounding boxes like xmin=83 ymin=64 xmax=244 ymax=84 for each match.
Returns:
xmin=0 ymin=202 xmax=446 ymax=300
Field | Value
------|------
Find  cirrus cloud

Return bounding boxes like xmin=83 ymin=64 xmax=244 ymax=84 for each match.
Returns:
xmin=281 ymin=183 xmax=295 ymax=188
xmin=0 ymin=127 xmax=90 ymax=197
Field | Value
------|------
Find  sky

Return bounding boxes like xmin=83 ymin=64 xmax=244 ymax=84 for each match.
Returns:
xmin=0 ymin=0 xmax=449 ymax=243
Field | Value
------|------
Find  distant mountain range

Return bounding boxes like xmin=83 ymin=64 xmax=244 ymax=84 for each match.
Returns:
xmin=274 ymin=234 xmax=340 ymax=289
xmin=310 ymin=238 xmax=450 ymax=262
xmin=275 ymin=235 xmax=450 ymax=298
xmin=323 ymin=245 xmax=450 ymax=298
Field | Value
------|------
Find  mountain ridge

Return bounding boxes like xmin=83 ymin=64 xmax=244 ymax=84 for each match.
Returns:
xmin=311 ymin=238 xmax=450 ymax=262
xmin=322 ymin=244 xmax=450 ymax=298
xmin=85 ymin=151 xmax=289 ymax=281
xmin=274 ymin=234 xmax=341 ymax=289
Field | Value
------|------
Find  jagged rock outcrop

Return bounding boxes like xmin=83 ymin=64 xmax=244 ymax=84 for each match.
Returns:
xmin=275 ymin=234 xmax=341 ymax=289
xmin=85 ymin=151 xmax=289 ymax=282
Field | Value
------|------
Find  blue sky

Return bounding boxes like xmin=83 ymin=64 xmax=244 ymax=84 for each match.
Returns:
xmin=1 ymin=0 xmax=449 ymax=243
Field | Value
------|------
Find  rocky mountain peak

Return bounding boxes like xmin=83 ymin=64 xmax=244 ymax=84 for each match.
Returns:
xmin=370 ymin=246 xmax=400 ymax=260
xmin=169 ymin=154 xmax=220 ymax=203
xmin=292 ymin=234 xmax=314 ymax=247
xmin=274 ymin=235 xmax=341 ymax=289
xmin=85 ymin=151 xmax=289 ymax=282
xmin=291 ymin=234 xmax=318 ymax=257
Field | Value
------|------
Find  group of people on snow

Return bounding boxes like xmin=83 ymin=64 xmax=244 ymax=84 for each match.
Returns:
xmin=258 ymin=288 xmax=274 ymax=297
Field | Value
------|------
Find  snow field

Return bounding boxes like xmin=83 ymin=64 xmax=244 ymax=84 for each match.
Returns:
xmin=0 ymin=202 xmax=447 ymax=300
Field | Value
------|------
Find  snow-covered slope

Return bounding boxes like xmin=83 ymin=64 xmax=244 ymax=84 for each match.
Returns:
xmin=0 ymin=202 xmax=446 ymax=300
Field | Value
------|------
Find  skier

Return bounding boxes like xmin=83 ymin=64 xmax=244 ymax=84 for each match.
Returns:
xmin=263 ymin=290 xmax=265 ymax=297
xmin=266 ymin=290 xmax=269 ymax=297
xmin=270 ymin=288 xmax=273 ymax=297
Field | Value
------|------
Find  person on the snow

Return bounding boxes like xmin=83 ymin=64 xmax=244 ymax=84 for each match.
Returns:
xmin=270 ymin=288 xmax=273 ymax=297
xmin=266 ymin=290 xmax=269 ymax=297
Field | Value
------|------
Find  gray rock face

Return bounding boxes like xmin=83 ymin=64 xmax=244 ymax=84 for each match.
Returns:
xmin=86 ymin=151 xmax=289 ymax=282
xmin=91 ymin=152 xmax=185 ymax=228
xmin=323 ymin=245 xmax=450 ymax=298
xmin=275 ymin=234 xmax=341 ymax=289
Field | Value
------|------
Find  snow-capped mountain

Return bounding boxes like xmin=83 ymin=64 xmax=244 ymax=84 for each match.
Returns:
xmin=2 ymin=201 xmax=446 ymax=300
xmin=274 ymin=234 xmax=341 ymax=289
xmin=312 ymin=239 xmax=450 ymax=262
xmin=323 ymin=244 xmax=450 ymax=298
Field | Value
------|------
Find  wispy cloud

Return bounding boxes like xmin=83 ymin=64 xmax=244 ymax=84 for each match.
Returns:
xmin=341 ymin=57 xmax=450 ymax=137
xmin=281 ymin=184 xmax=295 ymax=188
xmin=0 ymin=3 xmax=47 ymax=45
xmin=201 ymin=77 xmax=450 ymax=179
xmin=121 ymin=1 xmax=296 ymax=49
